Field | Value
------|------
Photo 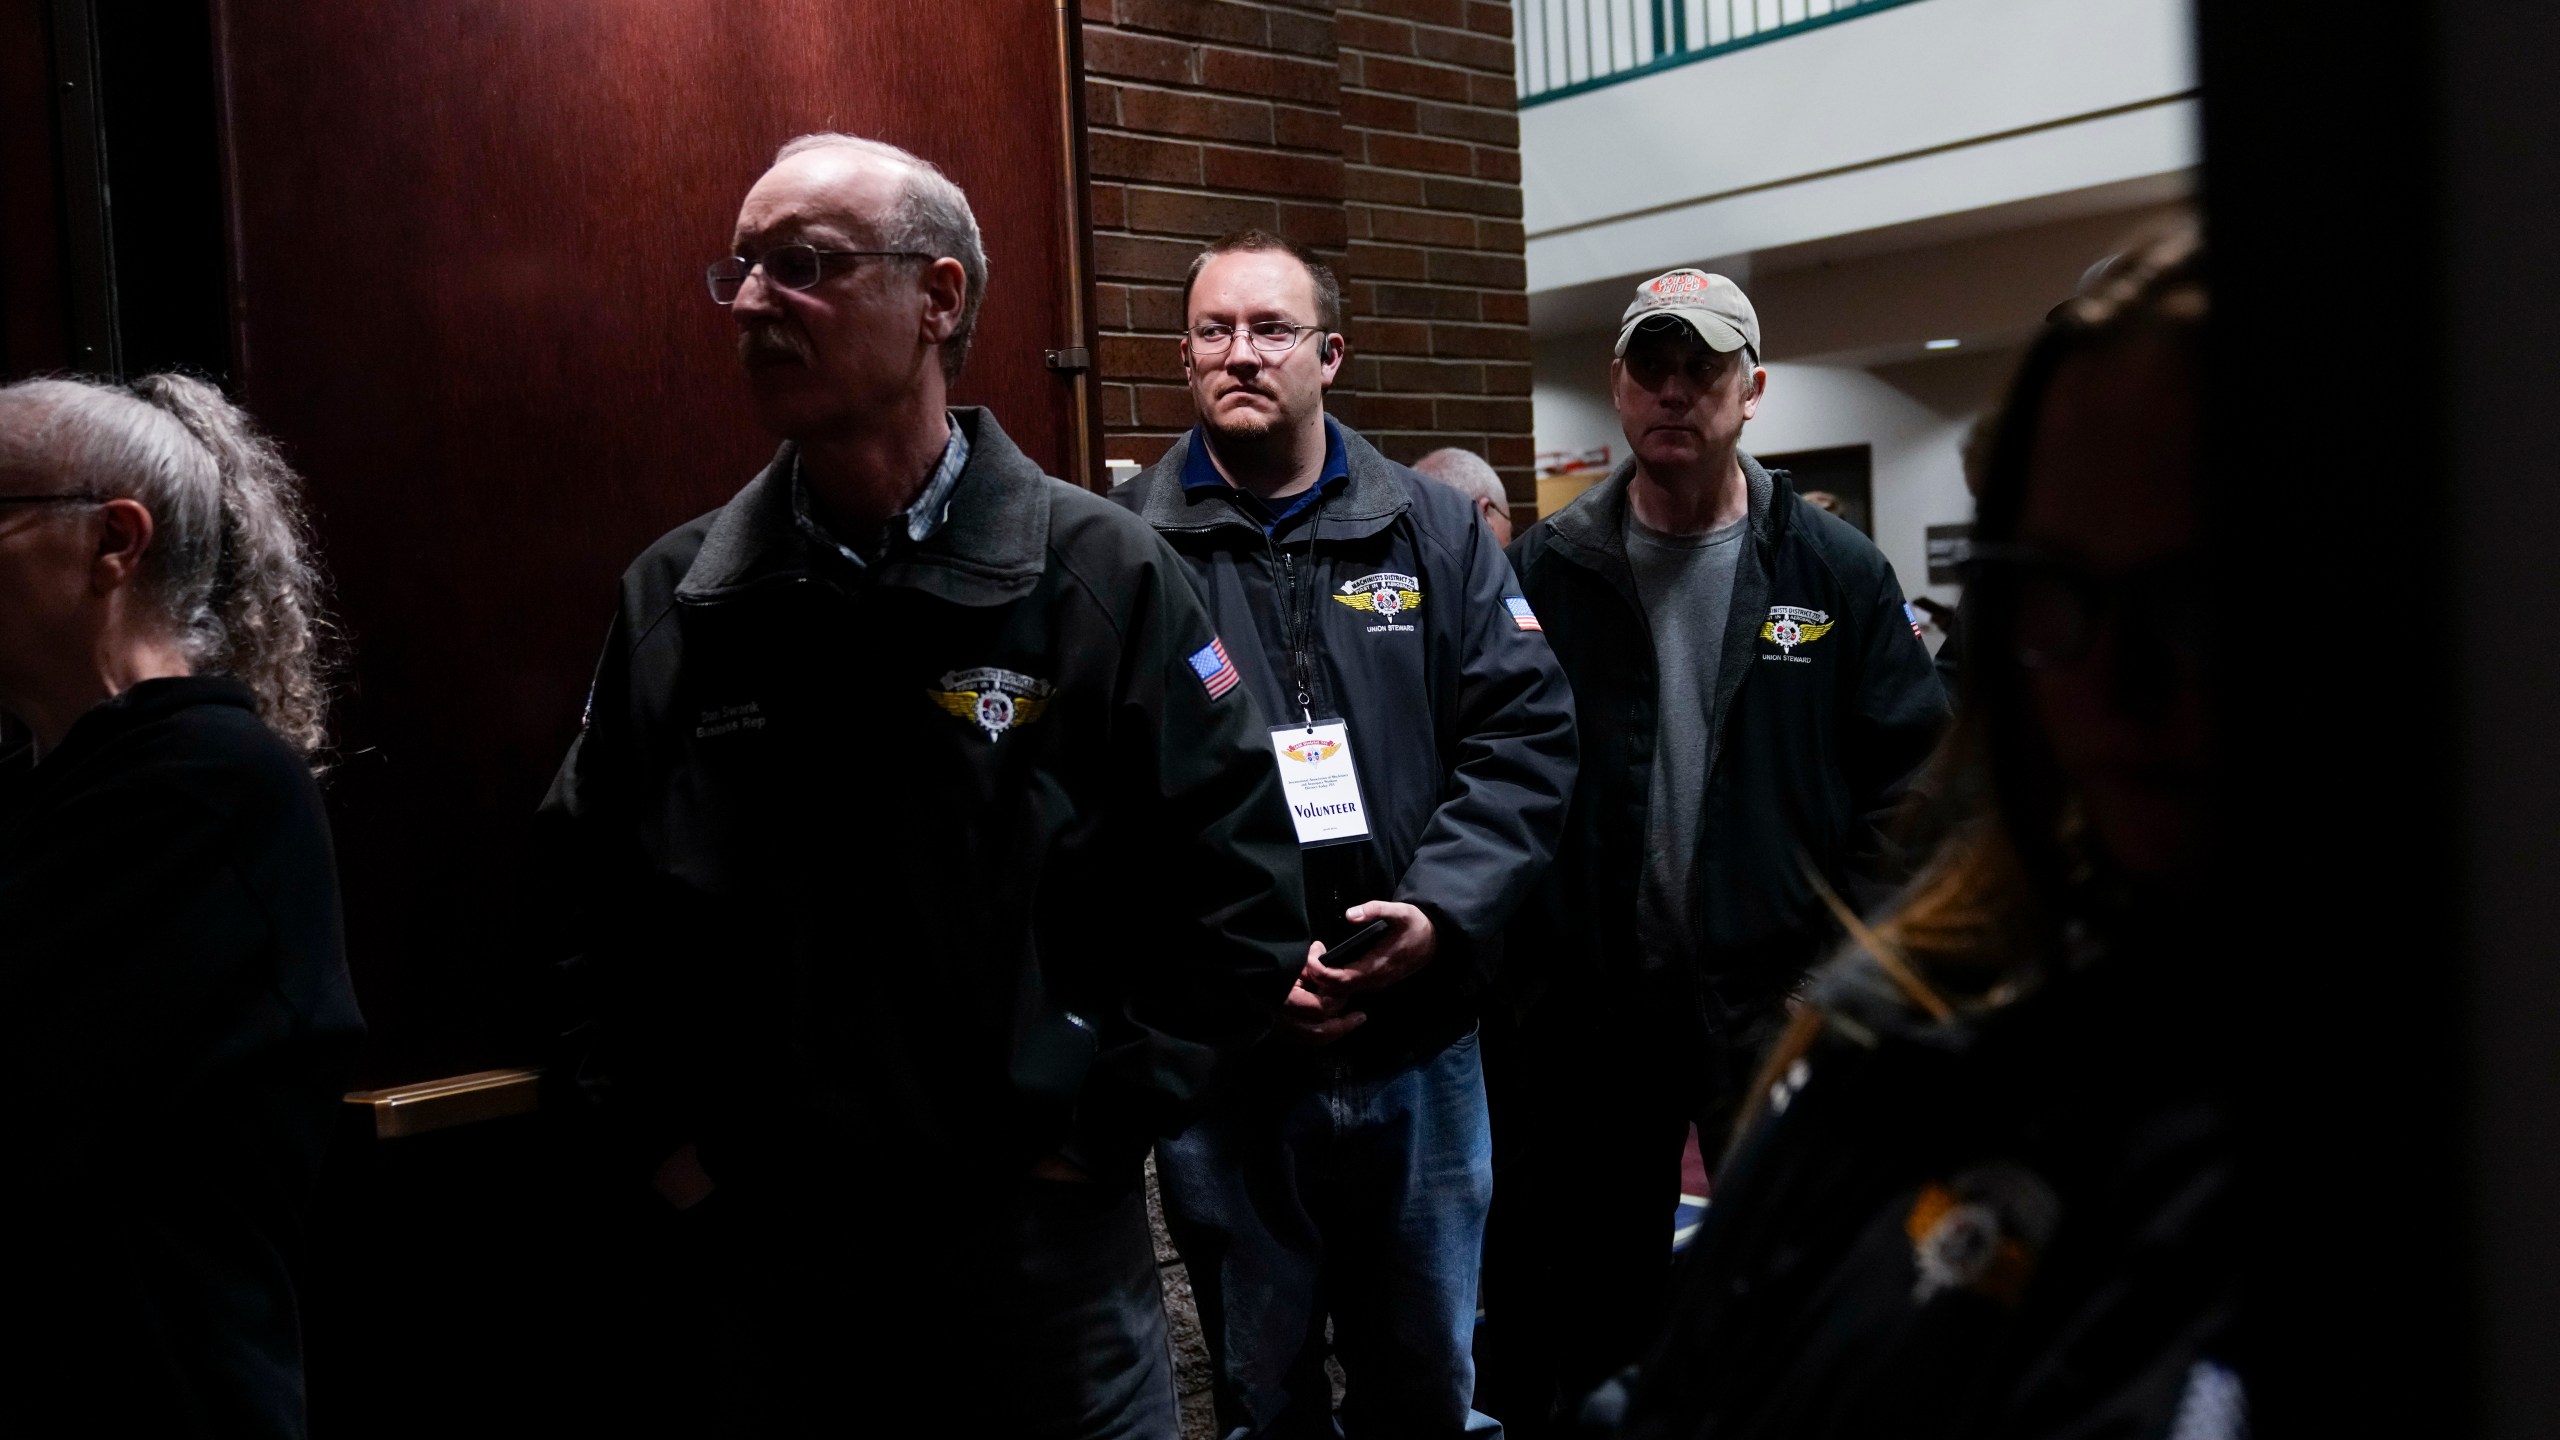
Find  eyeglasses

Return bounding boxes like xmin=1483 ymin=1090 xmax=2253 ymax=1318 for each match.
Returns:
xmin=705 ymin=244 xmax=930 ymax=305
xmin=1961 ymin=542 xmax=2205 ymax=670
xmin=1188 ymin=321 xmax=1326 ymax=358
xmin=0 ymin=492 xmax=103 ymax=508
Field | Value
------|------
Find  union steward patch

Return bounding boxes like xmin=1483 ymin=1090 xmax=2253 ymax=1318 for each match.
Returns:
xmin=1333 ymin=571 xmax=1423 ymax=618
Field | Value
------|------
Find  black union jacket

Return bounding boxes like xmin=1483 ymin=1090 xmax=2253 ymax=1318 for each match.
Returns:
xmin=1594 ymin=931 xmax=2240 ymax=1440
xmin=1115 ymin=423 xmax=1577 ymax=1073
xmin=540 ymin=408 xmax=1307 ymax=1195
xmin=0 ymin=677 xmax=363 ymax=1438
xmin=1507 ymin=456 xmax=1948 ymax=1034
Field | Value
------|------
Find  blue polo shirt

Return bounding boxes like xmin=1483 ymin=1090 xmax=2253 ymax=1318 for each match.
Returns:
xmin=1181 ymin=416 xmax=1351 ymax=534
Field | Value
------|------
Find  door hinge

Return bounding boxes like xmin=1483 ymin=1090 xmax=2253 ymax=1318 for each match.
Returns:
xmin=1045 ymin=346 xmax=1091 ymax=373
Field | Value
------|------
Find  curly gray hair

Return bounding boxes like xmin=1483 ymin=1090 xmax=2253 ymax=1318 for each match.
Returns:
xmin=0 ymin=374 xmax=337 ymax=757
xmin=773 ymin=132 xmax=989 ymax=383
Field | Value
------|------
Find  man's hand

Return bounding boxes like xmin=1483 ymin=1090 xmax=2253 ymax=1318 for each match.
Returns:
xmin=1276 ymin=947 xmax=1368 ymax=1046
xmin=653 ymin=1141 xmax=715 ymax=1211
xmin=1302 ymin=900 xmax=1437 ymax=997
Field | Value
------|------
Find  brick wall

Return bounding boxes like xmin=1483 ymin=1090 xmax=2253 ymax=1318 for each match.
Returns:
xmin=1081 ymin=0 xmax=1533 ymax=516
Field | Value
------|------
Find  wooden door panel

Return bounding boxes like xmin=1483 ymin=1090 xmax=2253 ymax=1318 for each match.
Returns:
xmin=209 ymin=0 xmax=1091 ymax=1082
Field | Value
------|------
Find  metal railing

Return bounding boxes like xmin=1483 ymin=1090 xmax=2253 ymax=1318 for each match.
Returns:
xmin=1516 ymin=0 xmax=1931 ymax=106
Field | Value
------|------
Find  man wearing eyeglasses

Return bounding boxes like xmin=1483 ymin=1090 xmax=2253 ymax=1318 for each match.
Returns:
xmin=542 ymin=136 xmax=1306 ymax=1436
xmin=1478 ymin=269 xmax=1949 ymax=1435
xmin=1113 ymin=230 xmax=1576 ymax=1438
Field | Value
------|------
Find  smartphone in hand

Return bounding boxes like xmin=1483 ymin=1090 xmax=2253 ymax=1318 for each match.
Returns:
xmin=1319 ymin=918 xmax=1392 ymax=968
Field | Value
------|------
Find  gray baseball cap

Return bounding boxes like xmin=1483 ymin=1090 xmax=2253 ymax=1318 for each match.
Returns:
xmin=1614 ymin=268 xmax=1761 ymax=358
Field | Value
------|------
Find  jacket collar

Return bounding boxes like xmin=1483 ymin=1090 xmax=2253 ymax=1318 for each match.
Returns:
xmin=1544 ymin=449 xmax=1789 ymax=576
xmin=17 ymin=675 xmax=257 ymax=798
xmin=676 ymin=406 xmax=1050 ymax=609
xmin=1131 ymin=417 xmax=1412 ymax=540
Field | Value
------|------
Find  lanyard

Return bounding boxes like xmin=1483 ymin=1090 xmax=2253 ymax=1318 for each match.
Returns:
xmin=1264 ymin=490 xmax=1329 ymax=725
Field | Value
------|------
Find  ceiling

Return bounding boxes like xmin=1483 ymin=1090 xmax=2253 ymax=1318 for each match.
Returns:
xmin=1527 ymin=171 xmax=2197 ymax=366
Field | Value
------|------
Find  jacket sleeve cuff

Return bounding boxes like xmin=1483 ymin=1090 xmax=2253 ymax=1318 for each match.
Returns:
xmin=1414 ymin=899 xmax=1488 ymax=995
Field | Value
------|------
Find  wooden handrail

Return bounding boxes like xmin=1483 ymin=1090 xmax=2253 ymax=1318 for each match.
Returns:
xmin=344 ymin=1067 xmax=542 ymax=1140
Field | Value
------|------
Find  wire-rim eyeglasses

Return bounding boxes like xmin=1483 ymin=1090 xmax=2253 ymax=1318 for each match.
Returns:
xmin=1187 ymin=322 xmax=1328 ymax=358
xmin=705 ymin=244 xmax=932 ymax=305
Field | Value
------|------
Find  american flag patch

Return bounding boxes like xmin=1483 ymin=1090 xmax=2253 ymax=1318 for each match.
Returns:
xmin=1904 ymin=602 xmax=1926 ymax=639
xmin=1188 ymin=637 xmax=1241 ymax=699
xmin=1505 ymin=596 xmax=1543 ymax=632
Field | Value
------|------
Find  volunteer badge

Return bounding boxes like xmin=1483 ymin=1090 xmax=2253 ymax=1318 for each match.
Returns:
xmin=1333 ymin=571 xmax=1423 ymax=619
xmin=930 ymin=667 xmax=1054 ymax=741
xmin=1762 ymin=605 xmax=1834 ymax=654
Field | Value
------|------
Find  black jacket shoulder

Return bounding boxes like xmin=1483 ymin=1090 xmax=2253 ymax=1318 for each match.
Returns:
xmin=1043 ymin=471 xmax=1197 ymax=602
xmin=615 ymin=503 xmax=723 ymax=630
xmin=1396 ymin=455 xmax=1498 ymax=560
xmin=1787 ymin=494 xmax=1899 ymax=586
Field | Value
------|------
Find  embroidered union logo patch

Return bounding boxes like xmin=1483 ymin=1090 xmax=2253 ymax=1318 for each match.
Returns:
xmin=1335 ymin=571 xmax=1422 ymax=634
xmin=1761 ymin=605 xmax=1834 ymax=654
xmin=929 ymin=667 xmax=1053 ymax=741
xmin=1333 ymin=571 xmax=1423 ymax=619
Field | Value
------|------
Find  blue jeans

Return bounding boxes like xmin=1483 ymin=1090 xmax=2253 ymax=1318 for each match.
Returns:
xmin=1157 ymin=1030 xmax=1501 ymax=1440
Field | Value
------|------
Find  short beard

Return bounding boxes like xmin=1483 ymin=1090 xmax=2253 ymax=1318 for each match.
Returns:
xmin=737 ymin=321 xmax=815 ymax=367
xmin=1204 ymin=407 xmax=1280 ymax=444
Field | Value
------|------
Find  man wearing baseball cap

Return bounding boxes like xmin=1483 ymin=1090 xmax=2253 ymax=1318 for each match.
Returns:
xmin=1479 ymin=269 xmax=1949 ymax=1434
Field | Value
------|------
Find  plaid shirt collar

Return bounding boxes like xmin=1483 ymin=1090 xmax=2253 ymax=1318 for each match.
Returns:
xmin=790 ymin=413 xmax=972 ymax=572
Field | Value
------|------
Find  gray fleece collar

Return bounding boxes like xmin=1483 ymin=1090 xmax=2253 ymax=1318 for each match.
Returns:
xmin=1545 ymin=450 xmax=1785 ymax=567
xmin=677 ymin=406 xmax=1049 ymax=608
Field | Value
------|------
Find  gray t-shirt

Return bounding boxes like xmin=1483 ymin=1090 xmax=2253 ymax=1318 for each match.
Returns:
xmin=1627 ymin=509 xmax=1749 ymax=971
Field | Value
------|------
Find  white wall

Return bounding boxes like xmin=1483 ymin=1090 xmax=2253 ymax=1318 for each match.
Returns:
xmin=1530 ymin=331 xmax=1626 ymax=468
xmin=1533 ymin=333 xmax=2011 ymax=609
xmin=1520 ymin=0 xmax=2197 ymax=294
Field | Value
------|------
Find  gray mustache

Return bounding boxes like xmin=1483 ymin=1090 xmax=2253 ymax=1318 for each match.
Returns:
xmin=737 ymin=324 xmax=814 ymax=365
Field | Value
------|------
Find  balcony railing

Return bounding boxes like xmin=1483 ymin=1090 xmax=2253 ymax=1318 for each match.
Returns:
xmin=1516 ymin=0 xmax=1930 ymax=106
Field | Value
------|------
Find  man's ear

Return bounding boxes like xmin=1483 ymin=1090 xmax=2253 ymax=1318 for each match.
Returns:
xmin=918 ymin=256 xmax=968 ymax=345
xmin=1740 ymin=364 xmax=1765 ymax=420
xmin=89 ymin=498 xmax=156 ymax=597
xmin=1317 ymin=331 xmax=1347 ymax=388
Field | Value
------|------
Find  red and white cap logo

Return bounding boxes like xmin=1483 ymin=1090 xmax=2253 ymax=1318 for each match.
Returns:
xmin=1617 ymin=267 xmax=1760 ymax=357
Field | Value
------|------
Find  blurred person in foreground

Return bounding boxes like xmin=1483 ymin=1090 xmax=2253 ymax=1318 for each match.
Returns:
xmin=1581 ymin=223 xmax=2240 ymax=1439
xmin=540 ymin=135 xmax=1304 ymax=1436
xmin=1414 ymin=444 xmax=1516 ymax=546
xmin=0 ymin=374 xmax=363 ymax=1436
xmin=1483 ymin=270 xmax=1948 ymax=1434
